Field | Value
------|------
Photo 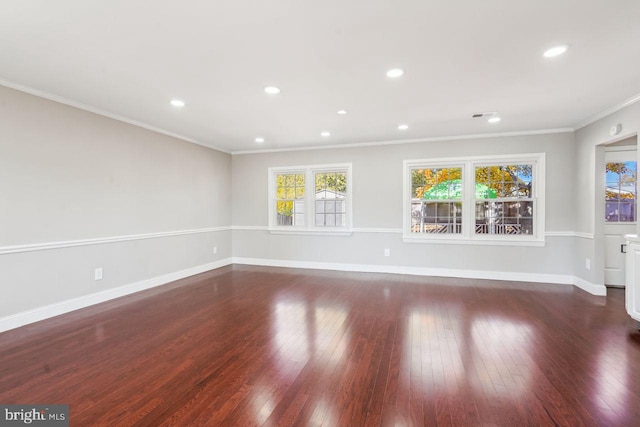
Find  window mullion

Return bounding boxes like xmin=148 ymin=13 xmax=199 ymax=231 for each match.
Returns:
xmin=464 ymin=162 xmax=473 ymax=239
xmin=307 ymin=169 xmax=314 ymax=229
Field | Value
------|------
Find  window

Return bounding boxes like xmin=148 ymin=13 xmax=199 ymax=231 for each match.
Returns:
xmin=314 ymin=172 xmax=347 ymax=227
xmin=474 ymin=164 xmax=534 ymax=235
xmin=605 ymin=160 xmax=637 ymax=222
xmin=269 ymin=164 xmax=352 ymax=234
xmin=275 ymin=173 xmax=306 ymax=226
xmin=411 ymin=166 xmax=463 ymax=234
xmin=404 ymin=154 xmax=545 ymax=245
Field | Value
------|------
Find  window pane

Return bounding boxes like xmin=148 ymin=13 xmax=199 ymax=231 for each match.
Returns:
xmin=606 ymin=202 xmax=620 ymax=222
xmin=476 ymin=164 xmax=533 ymax=200
xmin=325 ymin=173 xmax=336 ymax=192
xmin=315 ymin=173 xmax=326 ymax=192
xmin=488 ymin=167 xmax=503 ymax=183
xmin=519 ymin=218 xmax=533 ymax=235
xmin=475 ymin=201 xmax=533 ymax=235
xmin=518 ymin=182 xmax=532 ymax=198
xmin=274 ymin=173 xmax=306 ymax=227
xmin=286 ymin=188 xmax=295 ymax=199
xmin=335 ymin=172 xmax=346 ymax=193
xmin=277 ymin=214 xmax=292 ymax=226
xmin=504 ymin=181 xmax=520 ymax=197
xmin=493 ymin=183 xmax=505 ymax=198
xmin=326 ymin=201 xmax=335 ymax=213
xmin=410 ymin=166 xmax=463 ymax=234
xmin=311 ymin=170 xmax=348 ymax=227
xmin=620 ymin=201 xmax=636 ymax=222
xmin=605 ymin=161 xmax=637 ymax=222
xmin=326 ymin=214 xmax=336 ymax=226
xmin=475 ymin=167 xmax=489 ymax=184
xmin=606 ymin=183 xmax=620 ymax=200
xmin=418 ymin=167 xmax=463 ymax=201
xmin=473 ymin=164 xmax=535 ymax=235
xmin=411 ymin=200 xmax=462 ymax=234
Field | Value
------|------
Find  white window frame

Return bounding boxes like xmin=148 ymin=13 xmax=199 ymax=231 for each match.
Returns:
xmin=403 ymin=153 xmax=545 ymax=246
xmin=268 ymin=163 xmax=353 ymax=235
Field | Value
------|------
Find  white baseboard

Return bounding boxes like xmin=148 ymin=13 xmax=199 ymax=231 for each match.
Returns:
xmin=232 ymin=256 xmax=579 ymax=286
xmin=0 ymin=258 xmax=233 ymax=333
xmin=572 ymin=276 xmax=607 ymax=296
xmin=232 ymin=257 xmax=608 ymax=296
xmin=0 ymin=257 xmax=607 ymax=334
xmin=233 ymin=257 xmax=612 ymax=296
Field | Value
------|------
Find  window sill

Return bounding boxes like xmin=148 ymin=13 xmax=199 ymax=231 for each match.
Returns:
xmin=402 ymin=235 xmax=546 ymax=247
xmin=269 ymin=228 xmax=353 ymax=237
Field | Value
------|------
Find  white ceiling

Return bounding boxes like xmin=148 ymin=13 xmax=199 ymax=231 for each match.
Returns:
xmin=1 ymin=0 xmax=640 ymax=153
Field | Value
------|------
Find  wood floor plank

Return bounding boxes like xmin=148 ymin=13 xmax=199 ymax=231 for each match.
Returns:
xmin=1 ymin=265 xmax=640 ymax=426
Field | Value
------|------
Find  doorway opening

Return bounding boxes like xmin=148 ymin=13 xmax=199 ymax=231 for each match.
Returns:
xmin=604 ymin=136 xmax=637 ymax=288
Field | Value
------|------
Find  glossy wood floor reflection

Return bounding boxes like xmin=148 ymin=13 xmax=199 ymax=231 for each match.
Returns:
xmin=2 ymin=266 xmax=640 ymax=426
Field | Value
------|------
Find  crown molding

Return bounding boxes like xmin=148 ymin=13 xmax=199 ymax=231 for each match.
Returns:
xmin=575 ymin=92 xmax=640 ymax=130
xmin=231 ymin=128 xmax=575 ymax=155
xmin=0 ymin=78 xmax=231 ymax=154
xmin=7 ymin=73 xmax=639 ymax=155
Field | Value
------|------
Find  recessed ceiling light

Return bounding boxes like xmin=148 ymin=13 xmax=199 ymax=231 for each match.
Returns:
xmin=337 ymin=110 xmax=347 ymax=115
xmin=321 ymin=131 xmax=331 ymax=137
xmin=170 ymin=99 xmax=185 ymax=108
xmin=386 ymin=68 xmax=404 ymax=78
xmin=255 ymin=137 xmax=265 ymax=143
xmin=543 ymin=45 xmax=568 ymax=58
xmin=488 ymin=117 xmax=501 ymax=124
xmin=398 ymin=124 xmax=409 ymax=130
xmin=264 ymin=86 xmax=281 ymax=95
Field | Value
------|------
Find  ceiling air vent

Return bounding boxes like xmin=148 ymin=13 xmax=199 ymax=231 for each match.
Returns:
xmin=472 ymin=112 xmax=497 ymax=118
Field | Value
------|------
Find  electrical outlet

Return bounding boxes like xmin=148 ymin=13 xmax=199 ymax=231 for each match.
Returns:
xmin=585 ymin=258 xmax=591 ymax=270
xmin=213 ymin=246 xmax=218 ymax=255
xmin=384 ymin=248 xmax=390 ymax=257
xmin=94 ymin=268 xmax=103 ymax=281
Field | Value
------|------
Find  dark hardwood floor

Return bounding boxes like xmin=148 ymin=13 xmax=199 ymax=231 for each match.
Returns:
xmin=1 ymin=265 xmax=640 ymax=426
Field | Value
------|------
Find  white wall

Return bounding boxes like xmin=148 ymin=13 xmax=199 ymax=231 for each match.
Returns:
xmin=574 ymin=102 xmax=640 ymax=285
xmin=0 ymin=86 xmax=232 ymax=327
xmin=232 ymin=132 xmax=577 ymax=281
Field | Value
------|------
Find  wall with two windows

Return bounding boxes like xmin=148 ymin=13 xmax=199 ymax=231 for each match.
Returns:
xmin=232 ymin=131 xmax=576 ymax=279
